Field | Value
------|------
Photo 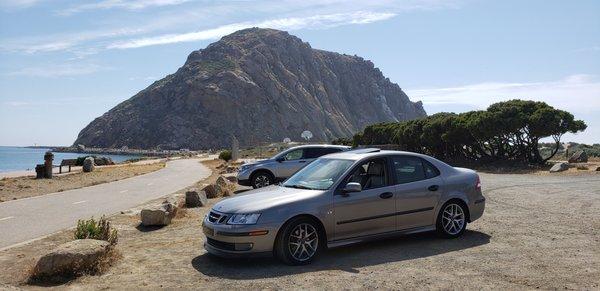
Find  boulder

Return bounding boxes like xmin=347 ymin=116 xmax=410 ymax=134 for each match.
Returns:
xmin=594 ymin=166 xmax=600 ymax=171
xmin=216 ymin=176 xmax=236 ymax=196
xmin=31 ymin=239 xmax=111 ymax=278
xmin=94 ymin=157 xmax=115 ymax=166
xmin=549 ymin=162 xmax=569 ymax=173
xmin=82 ymin=157 xmax=95 ymax=172
xmin=140 ymin=199 xmax=178 ymax=226
xmin=185 ymin=189 xmax=208 ymax=207
xmin=568 ymin=150 xmax=588 ymax=163
xmin=203 ymin=184 xmax=218 ymax=198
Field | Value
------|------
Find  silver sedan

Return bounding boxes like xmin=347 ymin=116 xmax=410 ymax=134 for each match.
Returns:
xmin=202 ymin=149 xmax=485 ymax=265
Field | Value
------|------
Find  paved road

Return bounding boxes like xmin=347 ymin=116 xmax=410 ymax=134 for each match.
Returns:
xmin=0 ymin=159 xmax=210 ymax=250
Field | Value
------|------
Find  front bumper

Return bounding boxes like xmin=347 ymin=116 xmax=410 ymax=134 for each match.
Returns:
xmin=237 ymin=168 xmax=252 ymax=186
xmin=202 ymin=213 xmax=280 ymax=257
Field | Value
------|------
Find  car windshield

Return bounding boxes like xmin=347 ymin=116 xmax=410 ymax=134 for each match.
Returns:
xmin=283 ymin=158 xmax=354 ymax=190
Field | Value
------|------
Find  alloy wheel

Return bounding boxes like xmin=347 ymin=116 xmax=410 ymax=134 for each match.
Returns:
xmin=254 ymin=174 xmax=271 ymax=188
xmin=288 ymin=223 xmax=319 ymax=262
xmin=442 ymin=203 xmax=465 ymax=235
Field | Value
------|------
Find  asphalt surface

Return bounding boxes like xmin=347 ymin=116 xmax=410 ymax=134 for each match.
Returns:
xmin=0 ymin=159 xmax=210 ymax=250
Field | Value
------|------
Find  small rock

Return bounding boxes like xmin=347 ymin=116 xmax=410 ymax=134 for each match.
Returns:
xmin=549 ymin=162 xmax=569 ymax=173
xmin=31 ymin=239 xmax=111 ymax=278
xmin=140 ymin=200 xmax=177 ymax=226
xmin=568 ymin=150 xmax=588 ymax=163
xmin=185 ymin=189 xmax=208 ymax=207
xmin=594 ymin=166 xmax=600 ymax=171
xmin=82 ymin=157 xmax=95 ymax=172
xmin=203 ymin=184 xmax=218 ymax=199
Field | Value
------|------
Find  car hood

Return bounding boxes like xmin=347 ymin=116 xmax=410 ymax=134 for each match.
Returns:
xmin=244 ymin=159 xmax=271 ymax=167
xmin=211 ymin=185 xmax=322 ymax=214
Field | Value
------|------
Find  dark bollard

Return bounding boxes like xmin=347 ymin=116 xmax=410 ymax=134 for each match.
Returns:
xmin=44 ymin=151 xmax=54 ymax=179
xmin=35 ymin=164 xmax=45 ymax=179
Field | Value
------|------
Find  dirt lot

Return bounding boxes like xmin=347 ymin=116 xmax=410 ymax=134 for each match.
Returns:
xmin=0 ymin=166 xmax=598 ymax=290
xmin=0 ymin=162 xmax=165 ymax=202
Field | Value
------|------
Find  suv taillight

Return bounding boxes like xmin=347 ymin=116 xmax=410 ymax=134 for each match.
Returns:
xmin=475 ymin=175 xmax=481 ymax=191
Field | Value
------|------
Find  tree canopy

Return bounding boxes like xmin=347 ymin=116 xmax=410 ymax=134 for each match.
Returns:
xmin=345 ymin=100 xmax=586 ymax=165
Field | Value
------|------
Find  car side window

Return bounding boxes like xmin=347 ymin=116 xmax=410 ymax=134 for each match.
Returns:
xmin=345 ymin=159 xmax=388 ymax=190
xmin=284 ymin=149 xmax=304 ymax=161
xmin=392 ymin=156 xmax=427 ymax=184
xmin=303 ymin=148 xmax=321 ymax=159
xmin=423 ymin=160 xmax=440 ymax=179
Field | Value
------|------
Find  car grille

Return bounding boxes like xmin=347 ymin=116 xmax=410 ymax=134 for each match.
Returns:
xmin=207 ymin=211 xmax=229 ymax=224
xmin=206 ymin=237 xmax=236 ymax=251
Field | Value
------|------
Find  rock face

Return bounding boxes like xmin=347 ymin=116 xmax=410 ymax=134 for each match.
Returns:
xmin=549 ymin=162 xmax=569 ymax=173
xmin=73 ymin=28 xmax=426 ymax=150
xmin=32 ymin=239 xmax=111 ymax=278
xmin=82 ymin=157 xmax=95 ymax=172
xmin=568 ymin=150 xmax=588 ymax=163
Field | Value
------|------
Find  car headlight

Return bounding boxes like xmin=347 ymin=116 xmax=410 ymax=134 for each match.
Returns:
xmin=239 ymin=164 xmax=252 ymax=171
xmin=227 ymin=213 xmax=261 ymax=225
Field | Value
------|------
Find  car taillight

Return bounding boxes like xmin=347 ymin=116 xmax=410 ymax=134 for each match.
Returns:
xmin=475 ymin=175 xmax=481 ymax=191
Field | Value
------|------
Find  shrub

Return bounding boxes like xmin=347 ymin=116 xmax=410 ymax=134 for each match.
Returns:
xmin=74 ymin=216 xmax=118 ymax=245
xmin=352 ymin=100 xmax=587 ymax=165
xmin=219 ymin=150 xmax=232 ymax=162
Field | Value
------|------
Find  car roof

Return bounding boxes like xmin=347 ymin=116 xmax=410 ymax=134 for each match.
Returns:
xmin=325 ymin=149 xmax=432 ymax=161
xmin=287 ymin=144 xmax=351 ymax=150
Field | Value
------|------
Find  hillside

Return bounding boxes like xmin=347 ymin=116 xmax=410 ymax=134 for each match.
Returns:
xmin=74 ymin=28 xmax=426 ymax=149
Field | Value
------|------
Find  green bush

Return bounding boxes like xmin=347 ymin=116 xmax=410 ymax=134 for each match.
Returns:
xmin=352 ymin=100 xmax=587 ymax=165
xmin=219 ymin=150 xmax=232 ymax=162
xmin=74 ymin=216 xmax=118 ymax=245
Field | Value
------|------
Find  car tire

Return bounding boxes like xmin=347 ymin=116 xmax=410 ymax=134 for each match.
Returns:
xmin=274 ymin=217 xmax=321 ymax=265
xmin=436 ymin=200 xmax=467 ymax=238
xmin=251 ymin=171 xmax=274 ymax=189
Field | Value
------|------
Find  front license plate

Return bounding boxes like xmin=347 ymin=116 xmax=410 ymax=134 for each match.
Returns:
xmin=203 ymin=225 xmax=214 ymax=236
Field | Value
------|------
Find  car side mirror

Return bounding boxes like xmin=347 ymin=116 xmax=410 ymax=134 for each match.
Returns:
xmin=341 ymin=182 xmax=361 ymax=195
xmin=275 ymin=157 xmax=284 ymax=163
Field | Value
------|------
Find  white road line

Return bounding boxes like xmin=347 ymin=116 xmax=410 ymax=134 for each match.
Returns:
xmin=0 ymin=216 xmax=15 ymax=221
xmin=72 ymin=200 xmax=86 ymax=205
xmin=119 ymin=190 xmax=129 ymax=193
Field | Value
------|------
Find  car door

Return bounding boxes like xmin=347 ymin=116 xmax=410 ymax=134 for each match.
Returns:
xmin=333 ymin=158 xmax=396 ymax=240
xmin=391 ymin=155 xmax=443 ymax=230
xmin=276 ymin=148 xmax=308 ymax=178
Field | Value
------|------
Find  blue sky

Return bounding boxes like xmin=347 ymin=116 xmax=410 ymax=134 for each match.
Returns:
xmin=0 ymin=0 xmax=598 ymax=146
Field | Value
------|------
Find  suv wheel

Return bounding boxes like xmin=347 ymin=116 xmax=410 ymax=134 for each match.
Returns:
xmin=274 ymin=217 xmax=321 ymax=265
xmin=251 ymin=171 xmax=273 ymax=189
xmin=436 ymin=201 xmax=467 ymax=238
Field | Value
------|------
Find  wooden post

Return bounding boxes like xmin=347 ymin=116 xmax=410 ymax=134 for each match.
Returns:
xmin=44 ymin=151 xmax=53 ymax=179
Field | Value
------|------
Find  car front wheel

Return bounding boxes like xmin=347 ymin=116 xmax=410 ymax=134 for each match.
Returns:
xmin=436 ymin=201 xmax=467 ymax=238
xmin=274 ymin=217 xmax=321 ymax=265
xmin=251 ymin=171 xmax=273 ymax=189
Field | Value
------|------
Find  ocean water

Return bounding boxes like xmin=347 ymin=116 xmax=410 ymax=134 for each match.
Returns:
xmin=0 ymin=146 xmax=140 ymax=172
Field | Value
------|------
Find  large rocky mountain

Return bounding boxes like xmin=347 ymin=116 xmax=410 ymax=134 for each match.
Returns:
xmin=74 ymin=28 xmax=426 ymax=150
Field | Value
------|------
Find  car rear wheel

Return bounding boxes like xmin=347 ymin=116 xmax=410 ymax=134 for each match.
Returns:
xmin=436 ymin=201 xmax=467 ymax=238
xmin=274 ymin=217 xmax=321 ymax=265
xmin=251 ymin=171 xmax=273 ymax=189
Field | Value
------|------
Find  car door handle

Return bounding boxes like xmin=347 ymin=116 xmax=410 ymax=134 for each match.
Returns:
xmin=428 ymin=185 xmax=439 ymax=191
xmin=379 ymin=192 xmax=394 ymax=199
xmin=298 ymin=160 xmax=306 ymax=163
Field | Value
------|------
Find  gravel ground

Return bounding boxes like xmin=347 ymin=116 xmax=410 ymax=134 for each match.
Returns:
xmin=0 ymin=170 xmax=598 ymax=290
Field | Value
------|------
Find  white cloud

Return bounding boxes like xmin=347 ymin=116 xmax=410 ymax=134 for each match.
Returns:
xmin=406 ymin=74 xmax=600 ymax=114
xmin=59 ymin=0 xmax=193 ymax=15
xmin=107 ymin=11 xmax=396 ymax=49
xmin=7 ymin=63 xmax=108 ymax=77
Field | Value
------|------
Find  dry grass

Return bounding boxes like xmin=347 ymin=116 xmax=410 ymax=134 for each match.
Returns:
xmin=0 ymin=162 xmax=165 ymax=202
